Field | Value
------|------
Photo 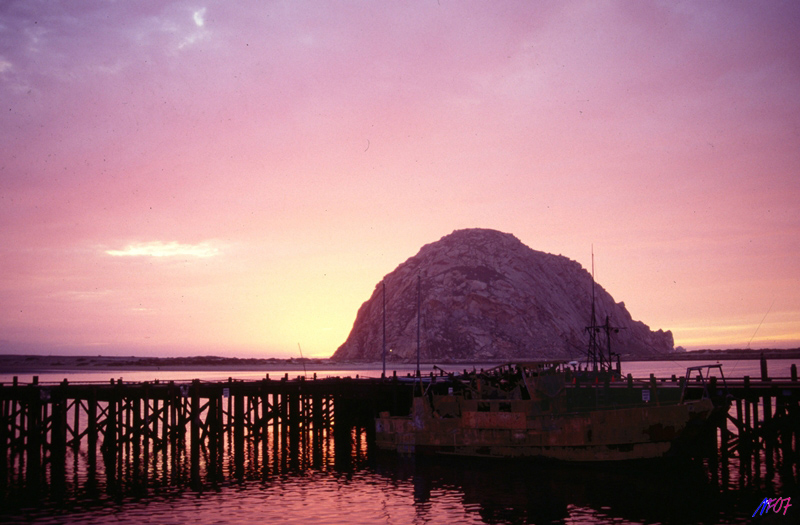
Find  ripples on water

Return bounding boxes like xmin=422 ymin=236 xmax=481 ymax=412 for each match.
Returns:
xmin=2 ymin=360 xmax=797 ymax=524
xmin=3 ymin=442 xmax=787 ymax=524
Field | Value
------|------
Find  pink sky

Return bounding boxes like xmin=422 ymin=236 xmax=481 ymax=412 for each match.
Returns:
xmin=1 ymin=1 xmax=798 ymax=358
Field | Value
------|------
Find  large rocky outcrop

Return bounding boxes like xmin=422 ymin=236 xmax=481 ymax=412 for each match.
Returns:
xmin=332 ymin=229 xmax=673 ymax=362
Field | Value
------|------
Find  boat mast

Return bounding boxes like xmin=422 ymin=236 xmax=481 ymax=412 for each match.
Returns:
xmin=587 ymin=247 xmax=600 ymax=372
xmin=585 ymin=248 xmax=622 ymax=375
xmin=416 ymin=275 xmax=421 ymax=379
xmin=382 ymin=280 xmax=386 ymax=378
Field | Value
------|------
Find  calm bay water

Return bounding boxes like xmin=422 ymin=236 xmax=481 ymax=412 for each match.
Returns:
xmin=1 ymin=359 xmax=797 ymax=524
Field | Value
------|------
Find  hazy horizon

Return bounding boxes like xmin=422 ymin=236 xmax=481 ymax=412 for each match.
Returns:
xmin=2 ymin=1 xmax=799 ymax=359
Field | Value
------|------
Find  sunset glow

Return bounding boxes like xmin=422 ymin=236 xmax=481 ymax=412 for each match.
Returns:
xmin=1 ymin=1 xmax=798 ymax=358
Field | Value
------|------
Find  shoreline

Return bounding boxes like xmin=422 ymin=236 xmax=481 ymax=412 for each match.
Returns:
xmin=1 ymin=348 xmax=798 ymax=375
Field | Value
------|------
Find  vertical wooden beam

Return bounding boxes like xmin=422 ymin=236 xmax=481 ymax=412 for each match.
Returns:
xmin=150 ymin=394 xmax=159 ymax=474
xmin=272 ymin=390 xmax=280 ymax=472
xmin=743 ymin=376 xmax=751 ymax=462
xmin=168 ymin=382 xmax=177 ymax=475
xmin=143 ymin=384 xmax=150 ymax=475
xmin=260 ymin=380 xmax=270 ymax=478
xmin=132 ymin=394 xmax=141 ymax=477
xmin=104 ymin=379 xmax=118 ymax=484
xmin=208 ymin=388 xmax=221 ymax=482
xmin=226 ymin=378 xmax=234 ymax=438
xmin=190 ymin=380 xmax=200 ymax=484
xmin=26 ymin=383 xmax=42 ymax=486
xmin=50 ymin=384 xmax=67 ymax=493
xmin=51 ymin=382 xmax=68 ymax=472
xmin=124 ymin=394 xmax=132 ymax=465
xmin=87 ymin=389 xmax=97 ymax=472
xmin=161 ymin=387 xmax=170 ymax=454
xmin=72 ymin=395 xmax=81 ymax=452
xmin=763 ymin=392 xmax=773 ymax=474
xmin=234 ymin=385 xmax=245 ymax=477
xmin=752 ymin=398 xmax=761 ymax=477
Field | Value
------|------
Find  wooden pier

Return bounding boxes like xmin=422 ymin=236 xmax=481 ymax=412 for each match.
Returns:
xmin=0 ymin=373 xmax=413 ymax=494
xmin=1 ymin=362 xmax=798 ymax=496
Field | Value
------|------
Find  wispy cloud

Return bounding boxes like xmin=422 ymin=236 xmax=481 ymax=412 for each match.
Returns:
xmin=193 ymin=8 xmax=207 ymax=28
xmin=106 ymin=241 xmax=219 ymax=258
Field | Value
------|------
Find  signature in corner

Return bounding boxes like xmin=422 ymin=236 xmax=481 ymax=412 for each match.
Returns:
xmin=753 ymin=497 xmax=792 ymax=517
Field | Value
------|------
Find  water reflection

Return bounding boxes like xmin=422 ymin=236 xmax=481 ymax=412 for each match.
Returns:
xmin=0 ymin=432 xmax=789 ymax=524
xmin=371 ymin=454 xmax=755 ymax=525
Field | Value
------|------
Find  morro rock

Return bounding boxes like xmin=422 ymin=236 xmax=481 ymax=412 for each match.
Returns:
xmin=332 ymin=229 xmax=674 ymax=362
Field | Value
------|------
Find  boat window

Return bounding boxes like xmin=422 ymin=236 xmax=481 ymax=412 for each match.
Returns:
xmin=499 ymin=402 xmax=511 ymax=413
xmin=477 ymin=401 xmax=491 ymax=412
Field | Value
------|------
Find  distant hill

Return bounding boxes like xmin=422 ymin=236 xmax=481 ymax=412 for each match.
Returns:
xmin=332 ymin=228 xmax=674 ymax=362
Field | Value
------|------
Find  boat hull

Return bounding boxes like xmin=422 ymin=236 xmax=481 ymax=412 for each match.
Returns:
xmin=376 ymin=396 xmax=714 ymax=462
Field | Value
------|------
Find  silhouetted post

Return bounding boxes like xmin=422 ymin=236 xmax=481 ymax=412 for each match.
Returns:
xmin=168 ymin=382 xmax=178 ymax=471
xmin=280 ymin=382 xmax=289 ymax=446
xmin=25 ymin=384 xmax=41 ymax=487
xmin=161 ymin=387 xmax=170 ymax=453
xmin=50 ymin=386 xmax=68 ymax=494
xmin=104 ymin=379 xmax=119 ymax=484
xmin=72 ymin=386 xmax=81 ymax=452
xmin=190 ymin=380 xmax=200 ymax=483
xmin=234 ymin=385 xmax=245 ymax=477
xmin=227 ymin=378 xmax=234 ymax=439
xmin=259 ymin=382 xmax=270 ymax=477
xmin=272 ymin=388 xmax=280 ymax=458
xmin=143 ymin=384 xmax=151 ymax=474
xmin=133 ymin=395 xmax=142 ymax=477
xmin=87 ymin=389 xmax=97 ymax=471
xmin=150 ymin=395 xmax=160 ymax=472
xmin=720 ymin=408 xmax=729 ymax=462
xmin=52 ymin=382 xmax=68 ymax=462
xmin=763 ymin=391 xmax=773 ymax=472
xmin=743 ymin=376 xmax=752 ymax=459
xmin=124 ymin=393 xmax=132 ymax=463
xmin=208 ymin=389 xmax=221 ymax=481
xmin=752 ymin=397 xmax=761 ymax=477
xmin=760 ymin=354 xmax=769 ymax=381
xmin=791 ymin=364 xmax=797 ymax=382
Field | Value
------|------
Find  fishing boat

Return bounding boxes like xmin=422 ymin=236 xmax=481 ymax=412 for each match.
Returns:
xmin=375 ymin=316 xmax=721 ymax=461
xmin=376 ymin=362 xmax=718 ymax=461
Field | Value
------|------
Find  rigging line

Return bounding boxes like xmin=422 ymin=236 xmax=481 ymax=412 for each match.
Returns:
xmin=747 ymin=299 xmax=775 ymax=350
xmin=727 ymin=299 xmax=775 ymax=376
